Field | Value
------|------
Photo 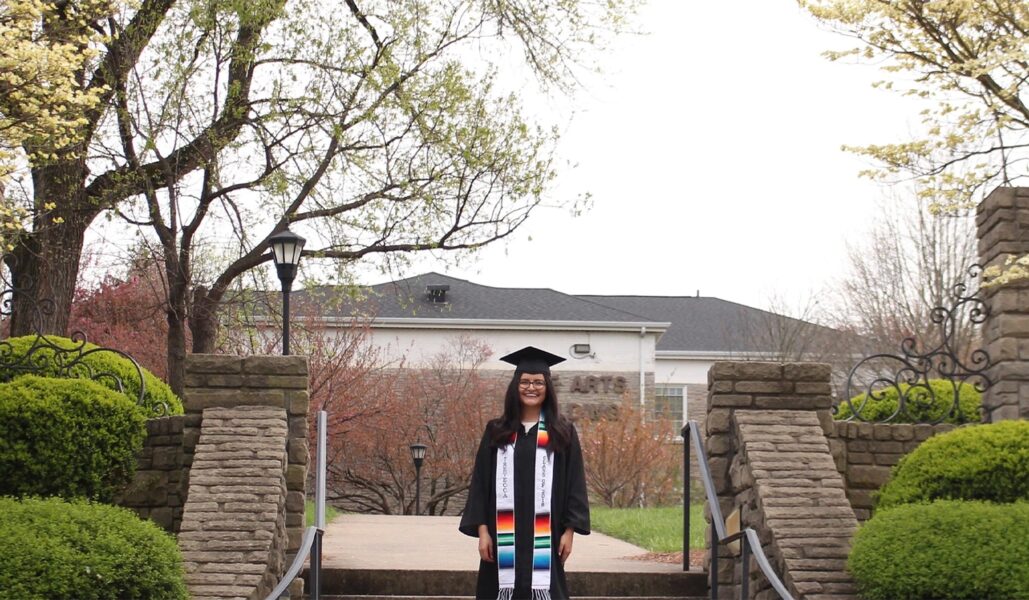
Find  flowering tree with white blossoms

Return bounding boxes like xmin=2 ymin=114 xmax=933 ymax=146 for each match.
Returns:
xmin=0 ymin=0 xmax=114 ymax=249
xmin=799 ymin=0 xmax=1029 ymax=283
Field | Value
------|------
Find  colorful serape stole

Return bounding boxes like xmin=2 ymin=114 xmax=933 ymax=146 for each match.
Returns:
xmin=531 ymin=418 xmax=552 ymax=600
xmin=495 ymin=415 xmax=554 ymax=600
xmin=496 ymin=440 xmax=516 ymax=593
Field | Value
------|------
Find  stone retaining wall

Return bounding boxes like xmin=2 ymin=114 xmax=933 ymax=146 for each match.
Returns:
xmin=179 ymin=406 xmax=289 ymax=600
xmin=115 ymin=414 xmax=199 ymax=532
xmin=706 ymin=361 xmax=859 ymax=600
xmin=113 ymin=355 xmax=310 ymax=600
xmin=734 ymin=411 xmax=859 ymax=600
xmin=831 ymin=421 xmax=955 ymax=521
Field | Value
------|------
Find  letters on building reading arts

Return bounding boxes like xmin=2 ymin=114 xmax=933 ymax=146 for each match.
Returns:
xmin=551 ymin=374 xmax=627 ymax=394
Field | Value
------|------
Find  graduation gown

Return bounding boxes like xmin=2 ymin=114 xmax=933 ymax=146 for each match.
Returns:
xmin=459 ymin=422 xmax=590 ymax=600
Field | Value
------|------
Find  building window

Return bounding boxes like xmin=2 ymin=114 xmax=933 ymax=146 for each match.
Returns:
xmin=654 ymin=385 xmax=686 ymax=436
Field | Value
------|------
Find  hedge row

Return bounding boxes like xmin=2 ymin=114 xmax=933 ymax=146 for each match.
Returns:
xmin=0 ymin=497 xmax=188 ymax=600
xmin=0 ymin=337 xmax=188 ymax=599
xmin=850 ymin=421 xmax=1029 ymax=600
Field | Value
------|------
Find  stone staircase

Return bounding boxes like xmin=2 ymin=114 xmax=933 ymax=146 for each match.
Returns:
xmin=305 ymin=567 xmax=708 ymax=600
xmin=308 ymin=515 xmax=708 ymax=600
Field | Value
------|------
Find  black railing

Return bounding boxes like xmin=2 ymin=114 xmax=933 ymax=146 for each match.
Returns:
xmin=0 ymin=256 xmax=160 ymax=415
xmin=839 ymin=265 xmax=991 ymax=424
xmin=0 ymin=332 xmax=154 ymax=407
xmin=683 ymin=420 xmax=794 ymax=600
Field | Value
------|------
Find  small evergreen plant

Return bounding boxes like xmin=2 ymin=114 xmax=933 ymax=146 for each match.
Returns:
xmin=849 ymin=500 xmax=1029 ymax=600
xmin=875 ymin=420 xmax=1029 ymax=509
xmin=0 ymin=375 xmax=146 ymax=501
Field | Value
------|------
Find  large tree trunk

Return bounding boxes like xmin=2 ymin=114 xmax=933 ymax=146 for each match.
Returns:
xmin=156 ymin=285 xmax=220 ymax=397
xmin=164 ymin=251 xmax=191 ymax=397
xmin=165 ymin=305 xmax=187 ymax=398
xmin=190 ymin=286 xmax=221 ymax=354
xmin=9 ymin=159 xmax=93 ymax=337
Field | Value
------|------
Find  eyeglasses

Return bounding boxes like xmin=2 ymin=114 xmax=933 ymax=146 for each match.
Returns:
xmin=518 ymin=380 xmax=546 ymax=389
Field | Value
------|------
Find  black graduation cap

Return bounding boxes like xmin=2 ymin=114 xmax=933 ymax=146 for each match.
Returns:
xmin=499 ymin=346 xmax=566 ymax=376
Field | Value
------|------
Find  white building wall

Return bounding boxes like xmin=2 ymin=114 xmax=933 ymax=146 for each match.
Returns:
xmin=654 ymin=356 xmax=718 ymax=427
xmin=655 ymin=358 xmax=713 ymax=386
xmin=352 ymin=325 xmax=662 ymax=373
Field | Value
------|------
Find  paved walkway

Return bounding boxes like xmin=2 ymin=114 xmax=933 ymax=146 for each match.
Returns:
xmin=321 ymin=514 xmax=683 ymax=573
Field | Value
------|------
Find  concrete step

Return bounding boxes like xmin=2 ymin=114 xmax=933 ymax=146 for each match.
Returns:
xmin=308 ymin=568 xmax=708 ymax=598
xmin=315 ymin=596 xmax=709 ymax=600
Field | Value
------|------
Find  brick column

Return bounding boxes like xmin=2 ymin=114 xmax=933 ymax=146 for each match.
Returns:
xmin=977 ymin=186 xmax=1029 ymax=422
xmin=705 ymin=362 xmax=858 ymax=600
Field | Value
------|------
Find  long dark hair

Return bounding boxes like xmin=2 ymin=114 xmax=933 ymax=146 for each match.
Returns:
xmin=487 ymin=371 xmax=573 ymax=452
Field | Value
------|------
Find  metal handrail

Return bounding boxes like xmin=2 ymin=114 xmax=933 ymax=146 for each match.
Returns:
xmin=266 ymin=526 xmax=320 ymax=600
xmin=683 ymin=420 xmax=794 ymax=600
xmin=265 ymin=410 xmax=328 ymax=600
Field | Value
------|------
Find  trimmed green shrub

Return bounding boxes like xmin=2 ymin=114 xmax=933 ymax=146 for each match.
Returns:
xmin=835 ymin=378 xmax=981 ymax=424
xmin=849 ymin=500 xmax=1029 ymax=600
xmin=0 ymin=335 xmax=182 ymax=415
xmin=876 ymin=420 xmax=1029 ymax=509
xmin=0 ymin=497 xmax=188 ymax=600
xmin=0 ymin=375 xmax=146 ymax=501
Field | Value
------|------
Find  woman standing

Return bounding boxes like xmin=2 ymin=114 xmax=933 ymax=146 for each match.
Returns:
xmin=459 ymin=346 xmax=590 ymax=600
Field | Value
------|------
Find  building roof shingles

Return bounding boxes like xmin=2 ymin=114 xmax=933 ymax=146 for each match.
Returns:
xmin=299 ymin=272 xmax=840 ymax=354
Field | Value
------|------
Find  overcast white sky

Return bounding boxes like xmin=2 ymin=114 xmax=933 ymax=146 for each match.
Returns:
xmin=351 ymin=1 xmax=928 ymax=313
xmin=78 ymin=1 xmax=931 ymax=316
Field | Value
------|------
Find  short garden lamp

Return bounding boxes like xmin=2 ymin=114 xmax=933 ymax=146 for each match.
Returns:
xmin=268 ymin=228 xmax=306 ymax=356
xmin=410 ymin=443 xmax=428 ymax=515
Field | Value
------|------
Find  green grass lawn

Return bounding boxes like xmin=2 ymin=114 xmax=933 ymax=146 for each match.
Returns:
xmin=590 ymin=505 xmax=705 ymax=552
xmin=305 ymin=500 xmax=341 ymax=527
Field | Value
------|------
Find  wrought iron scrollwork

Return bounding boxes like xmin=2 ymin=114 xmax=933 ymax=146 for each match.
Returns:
xmin=0 ymin=256 xmax=164 ymax=416
xmin=838 ymin=265 xmax=992 ymax=424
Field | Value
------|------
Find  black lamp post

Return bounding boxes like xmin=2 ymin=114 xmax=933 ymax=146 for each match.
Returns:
xmin=410 ymin=443 xmax=427 ymax=515
xmin=268 ymin=229 xmax=306 ymax=356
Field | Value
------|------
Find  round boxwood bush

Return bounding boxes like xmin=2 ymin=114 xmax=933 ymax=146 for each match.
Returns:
xmin=835 ymin=378 xmax=981 ymax=424
xmin=876 ymin=420 xmax=1029 ymax=509
xmin=0 ymin=496 xmax=188 ymax=600
xmin=0 ymin=375 xmax=146 ymax=501
xmin=0 ymin=335 xmax=182 ymax=415
xmin=849 ymin=500 xmax=1029 ymax=600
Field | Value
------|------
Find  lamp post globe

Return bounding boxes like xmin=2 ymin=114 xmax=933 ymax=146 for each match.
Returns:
xmin=268 ymin=229 xmax=306 ymax=356
xmin=410 ymin=443 xmax=428 ymax=515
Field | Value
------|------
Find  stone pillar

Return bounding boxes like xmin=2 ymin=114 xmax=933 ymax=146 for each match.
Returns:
xmin=977 ymin=186 xmax=1029 ymax=422
xmin=184 ymin=355 xmax=310 ymax=562
xmin=179 ymin=406 xmax=289 ymax=600
xmin=705 ymin=362 xmax=858 ymax=600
